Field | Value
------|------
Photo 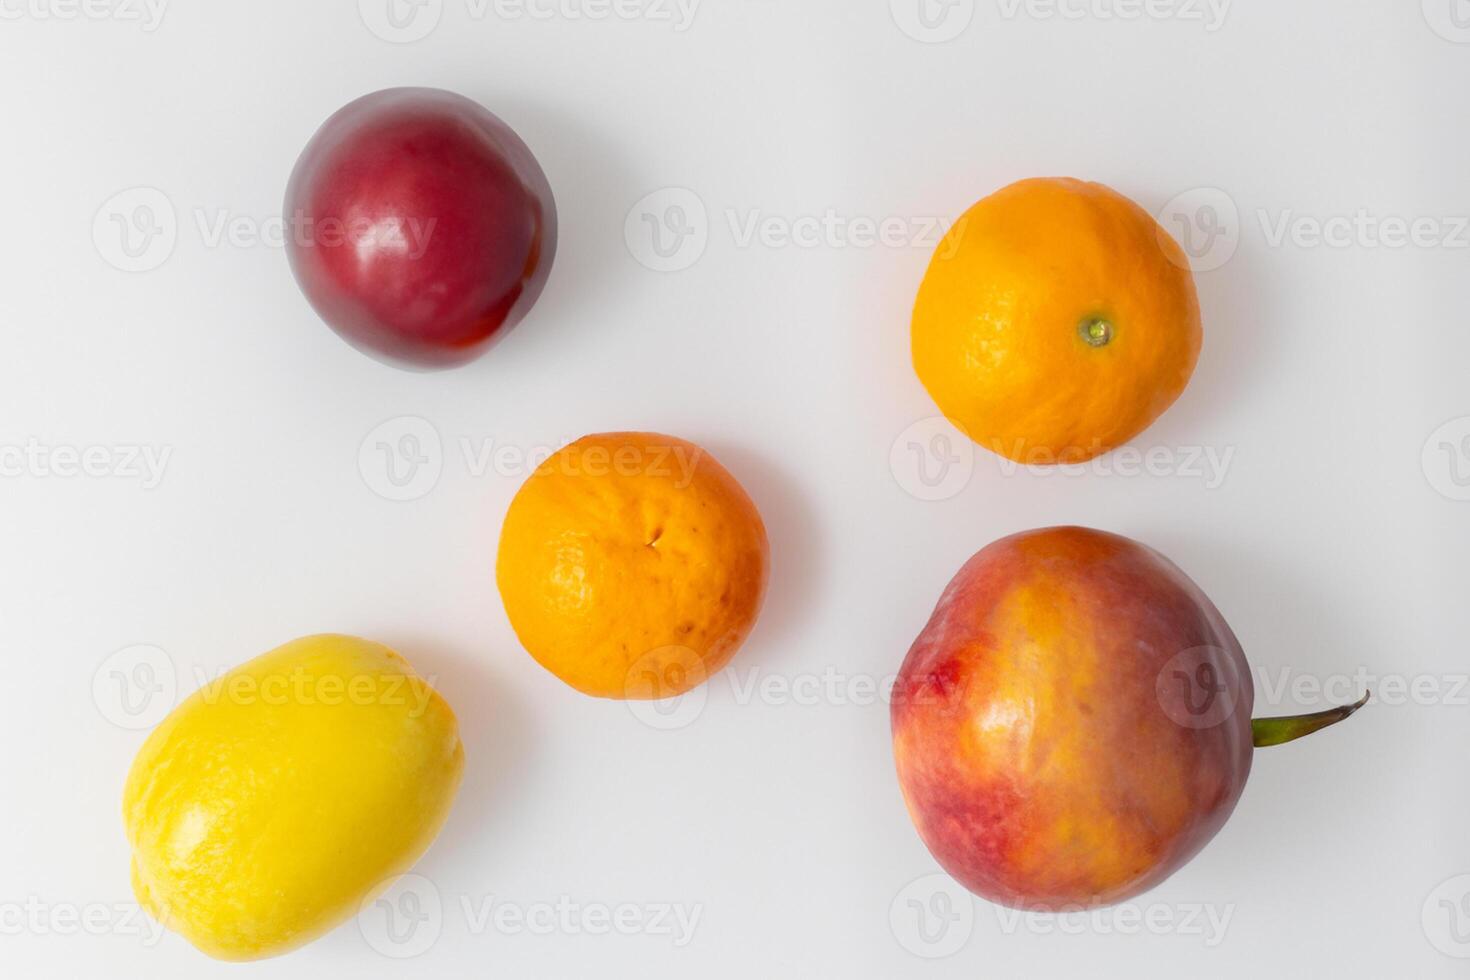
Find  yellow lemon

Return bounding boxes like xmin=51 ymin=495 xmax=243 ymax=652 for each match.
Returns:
xmin=122 ymin=634 xmax=464 ymax=961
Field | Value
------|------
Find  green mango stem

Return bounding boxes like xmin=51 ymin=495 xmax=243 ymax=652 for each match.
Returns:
xmin=1251 ymin=692 xmax=1370 ymax=748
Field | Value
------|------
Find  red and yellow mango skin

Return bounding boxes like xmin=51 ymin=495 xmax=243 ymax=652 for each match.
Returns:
xmin=891 ymin=526 xmax=1253 ymax=909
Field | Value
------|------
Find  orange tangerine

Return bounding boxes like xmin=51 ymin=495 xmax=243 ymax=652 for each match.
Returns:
xmin=496 ymin=432 xmax=769 ymax=699
xmin=912 ymin=177 xmax=1202 ymax=463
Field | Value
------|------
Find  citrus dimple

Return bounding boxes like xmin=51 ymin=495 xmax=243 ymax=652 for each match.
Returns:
xmin=911 ymin=177 xmax=1202 ymax=463
xmin=496 ymin=432 xmax=769 ymax=699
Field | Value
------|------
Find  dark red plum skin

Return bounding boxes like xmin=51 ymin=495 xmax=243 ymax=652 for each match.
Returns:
xmin=285 ymin=87 xmax=557 ymax=369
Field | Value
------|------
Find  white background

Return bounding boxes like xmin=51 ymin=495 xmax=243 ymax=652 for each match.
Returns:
xmin=1 ymin=1 xmax=1467 ymax=976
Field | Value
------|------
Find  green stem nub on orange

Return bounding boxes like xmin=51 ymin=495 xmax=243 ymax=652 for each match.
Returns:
xmin=1251 ymin=692 xmax=1370 ymax=748
xmin=1079 ymin=317 xmax=1114 ymax=348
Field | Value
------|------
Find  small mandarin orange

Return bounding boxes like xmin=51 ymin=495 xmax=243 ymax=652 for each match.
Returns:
xmin=496 ymin=432 xmax=769 ymax=699
xmin=912 ymin=177 xmax=1202 ymax=464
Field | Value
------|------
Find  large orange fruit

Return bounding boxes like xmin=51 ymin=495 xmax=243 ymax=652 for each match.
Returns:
xmin=496 ymin=432 xmax=769 ymax=699
xmin=912 ymin=178 xmax=1202 ymax=463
